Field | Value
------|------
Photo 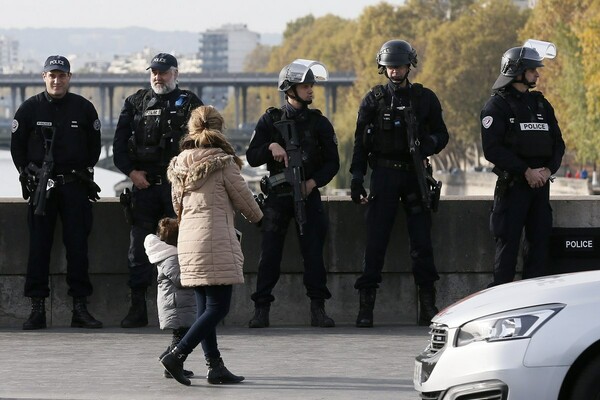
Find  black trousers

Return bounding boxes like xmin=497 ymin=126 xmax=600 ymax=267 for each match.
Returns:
xmin=251 ymin=189 xmax=332 ymax=306
xmin=128 ymin=183 xmax=175 ymax=289
xmin=489 ymin=180 xmax=552 ymax=286
xmin=354 ymin=167 xmax=439 ymax=290
xmin=25 ymin=182 xmax=93 ymax=298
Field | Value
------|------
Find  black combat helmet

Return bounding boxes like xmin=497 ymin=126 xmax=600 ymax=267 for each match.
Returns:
xmin=492 ymin=46 xmax=545 ymax=90
xmin=376 ymin=40 xmax=418 ymax=73
xmin=277 ymin=59 xmax=328 ymax=92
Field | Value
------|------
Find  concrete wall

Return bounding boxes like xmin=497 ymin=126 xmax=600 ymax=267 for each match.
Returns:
xmin=1 ymin=196 xmax=599 ymax=328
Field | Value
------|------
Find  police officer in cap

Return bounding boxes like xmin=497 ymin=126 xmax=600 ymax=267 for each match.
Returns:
xmin=481 ymin=40 xmax=565 ymax=286
xmin=114 ymin=53 xmax=203 ymax=328
xmin=246 ymin=59 xmax=340 ymax=328
xmin=350 ymin=40 xmax=449 ymax=327
xmin=11 ymin=55 xmax=103 ymax=330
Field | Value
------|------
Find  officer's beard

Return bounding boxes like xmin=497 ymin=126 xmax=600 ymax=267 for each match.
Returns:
xmin=386 ymin=70 xmax=410 ymax=88
xmin=151 ymin=80 xmax=177 ymax=95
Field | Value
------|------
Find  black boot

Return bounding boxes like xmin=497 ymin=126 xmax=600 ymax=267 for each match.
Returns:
xmin=418 ymin=285 xmax=439 ymax=326
xmin=160 ymin=328 xmax=194 ymax=379
xmin=310 ymin=299 xmax=335 ymax=328
xmin=206 ymin=357 xmax=244 ymax=384
xmin=121 ymin=288 xmax=148 ymax=328
xmin=248 ymin=304 xmax=270 ymax=328
xmin=23 ymin=297 xmax=47 ymax=330
xmin=160 ymin=347 xmax=191 ymax=386
xmin=71 ymin=297 xmax=103 ymax=329
xmin=356 ymin=288 xmax=376 ymax=328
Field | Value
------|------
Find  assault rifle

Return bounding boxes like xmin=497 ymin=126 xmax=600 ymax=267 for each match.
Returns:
xmin=400 ymin=106 xmax=442 ymax=212
xmin=33 ymin=127 xmax=56 ymax=216
xmin=274 ymin=119 xmax=307 ymax=235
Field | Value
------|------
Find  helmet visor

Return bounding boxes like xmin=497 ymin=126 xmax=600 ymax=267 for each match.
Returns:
xmin=285 ymin=59 xmax=329 ymax=84
xmin=523 ymin=39 xmax=557 ymax=60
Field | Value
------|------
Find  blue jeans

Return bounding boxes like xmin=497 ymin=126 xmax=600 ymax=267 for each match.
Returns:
xmin=176 ymin=285 xmax=232 ymax=359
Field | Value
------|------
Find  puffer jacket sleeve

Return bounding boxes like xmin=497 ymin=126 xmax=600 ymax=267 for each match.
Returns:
xmin=162 ymin=254 xmax=184 ymax=289
xmin=223 ymin=163 xmax=263 ymax=223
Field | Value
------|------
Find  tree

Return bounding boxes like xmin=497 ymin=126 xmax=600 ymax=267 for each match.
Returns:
xmin=419 ymin=0 xmax=527 ymax=170
xmin=522 ymin=0 xmax=600 ymax=167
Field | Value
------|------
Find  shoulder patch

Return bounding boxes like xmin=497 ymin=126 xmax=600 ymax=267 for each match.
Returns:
xmin=482 ymin=116 xmax=493 ymax=129
xmin=11 ymin=119 xmax=18 ymax=134
xmin=93 ymin=119 xmax=101 ymax=131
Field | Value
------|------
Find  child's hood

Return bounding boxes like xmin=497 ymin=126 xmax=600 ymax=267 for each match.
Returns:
xmin=143 ymin=234 xmax=178 ymax=264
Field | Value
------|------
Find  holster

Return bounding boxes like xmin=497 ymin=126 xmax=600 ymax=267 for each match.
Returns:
xmin=119 ymin=188 xmax=134 ymax=225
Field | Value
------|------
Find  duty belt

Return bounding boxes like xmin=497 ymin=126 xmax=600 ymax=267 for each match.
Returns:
xmin=53 ymin=172 xmax=79 ymax=185
xmin=146 ymin=174 xmax=165 ymax=185
xmin=373 ymin=158 xmax=414 ymax=171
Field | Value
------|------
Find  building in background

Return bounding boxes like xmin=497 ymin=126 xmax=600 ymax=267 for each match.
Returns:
xmin=0 ymin=36 xmax=21 ymax=74
xmin=198 ymin=24 xmax=259 ymax=109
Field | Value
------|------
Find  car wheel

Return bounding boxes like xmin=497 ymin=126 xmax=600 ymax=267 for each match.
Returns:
xmin=568 ymin=355 xmax=600 ymax=399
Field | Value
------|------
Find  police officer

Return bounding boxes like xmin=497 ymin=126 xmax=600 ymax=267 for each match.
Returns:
xmin=350 ymin=40 xmax=449 ymax=327
xmin=481 ymin=41 xmax=565 ymax=286
xmin=11 ymin=55 xmax=103 ymax=330
xmin=246 ymin=59 xmax=340 ymax=328
xmin=113 ymin=53 xmax=203 ymax=328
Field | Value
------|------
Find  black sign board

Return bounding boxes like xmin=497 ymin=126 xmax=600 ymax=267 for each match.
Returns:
xmin=548 ymin=227 xmax=600 ymax=274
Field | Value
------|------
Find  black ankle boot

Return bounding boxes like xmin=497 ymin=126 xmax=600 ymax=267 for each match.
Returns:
xmin=356 ymin=288 xmax=377 ymax=328
xmin=121 ymin=288 xmax=148 ymax=328
xmin=248 ymin=304 xmax=270 ymax=328
xmin=71 ymin=297 xmax=102 ymax=329
xmin=23 ymin=297 xmax=47 ymax=330
xmin=160 ymin=347 xmax=190 ymax=386
xmin=159 ymin=329 xmax=194 ymax=379
xmin=206 ymin=357 xmax=244 ymax=384
xmin=418 ymin=285 xmax=439 ymax=326
xmin=310 ymin=299 xmax=335 ymax=328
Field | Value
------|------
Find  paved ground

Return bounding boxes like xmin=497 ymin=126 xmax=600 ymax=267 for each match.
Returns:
xmin=0 ymin=324 xmax=428 ymax=400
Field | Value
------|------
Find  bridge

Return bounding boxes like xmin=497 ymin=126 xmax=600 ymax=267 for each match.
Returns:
xmin=0 ymin=71 xmax=355 ymax=151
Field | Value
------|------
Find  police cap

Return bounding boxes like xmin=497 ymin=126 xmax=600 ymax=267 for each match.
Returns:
xmin=43 ymin=55 xmax=70 ymax=73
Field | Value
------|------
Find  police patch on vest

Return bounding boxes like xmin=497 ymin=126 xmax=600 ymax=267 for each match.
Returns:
xmin=36 ymin=121 xmax=52 ymax=126
xmin=11 ymin=119 xmax=18 ymax=133
xmin=144 ymin=109 xmax=161 ymax=116
xmin=520 ymin=122 xmax=549 ymax=131
xmin=93 ymin=119 xmax=101 ymax=131
xmin=482 ymin=116 xmax=493 ymax=129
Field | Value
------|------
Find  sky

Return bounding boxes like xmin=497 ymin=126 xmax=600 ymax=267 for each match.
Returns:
xmin=1 ymin=0 xmax=405 ymax=34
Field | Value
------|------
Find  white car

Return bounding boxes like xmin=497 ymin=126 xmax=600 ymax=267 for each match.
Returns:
xmin=414 ymin=271 xmax=600 ymax=400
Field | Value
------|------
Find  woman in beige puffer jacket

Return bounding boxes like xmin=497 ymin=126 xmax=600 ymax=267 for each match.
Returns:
xmin=160 ymin=105 xmax=262 ymax=387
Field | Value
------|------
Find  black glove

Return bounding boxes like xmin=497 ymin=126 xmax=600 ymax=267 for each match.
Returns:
xmin=73 ymin=168 xmax=101 ymax=202
xmin=350 ymin=178 xmax=367 ymax=204
xmin=420 ymin=135 xmax=436 ymax=157
xmin=87 ymin=181 xmax=101 ymax=202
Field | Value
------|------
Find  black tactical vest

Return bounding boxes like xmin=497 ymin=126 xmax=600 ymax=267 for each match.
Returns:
xmin=266 ymin=106 xmax=324 ymax=177
xmin=128 ymin=89 xmax=195 ymax=165
xmin=369 ymin=84 xmax=423 ymax=156
xmin=497 ymin=90 xmax=554 ymax=158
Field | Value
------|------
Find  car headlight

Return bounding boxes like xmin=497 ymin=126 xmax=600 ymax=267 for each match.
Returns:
xmin=455 ymin=304 xmax=565 ymax=347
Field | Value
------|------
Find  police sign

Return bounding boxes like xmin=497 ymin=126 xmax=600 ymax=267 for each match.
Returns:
xmin=549 ymin=228 xmax=600 ymax=274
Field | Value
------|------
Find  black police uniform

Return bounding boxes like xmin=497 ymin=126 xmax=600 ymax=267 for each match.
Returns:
xmin=11 ymin=91 xmax=102 ymax=298
xmin=481 ymin=85 xmax=565 ymax=285
xmin=113 ymin=87 xmax=202 ymax=290
xmin=246 ymin=103 xmax=340 ymax=306
xmin=350 ymin=81 xmax=449 ymax=290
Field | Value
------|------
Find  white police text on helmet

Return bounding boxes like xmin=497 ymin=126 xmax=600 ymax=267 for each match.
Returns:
xmin=49 ymin=59 xmax=65 ymax=66
xmin=153 ymin=57 xmax=167 ymax=64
